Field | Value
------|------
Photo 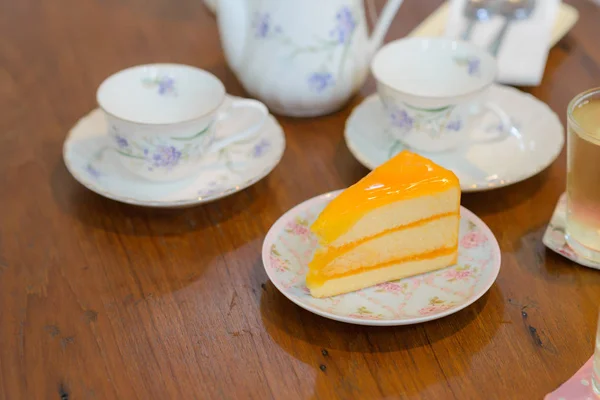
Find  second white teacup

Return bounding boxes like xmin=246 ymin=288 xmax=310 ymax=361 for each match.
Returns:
xmin=371 ymin=37 xmax=510 ymax=153
xmin=97 ymin=63 xmax=268 ymax=182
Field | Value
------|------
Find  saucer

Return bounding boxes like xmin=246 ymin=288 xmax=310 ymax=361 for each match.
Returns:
xmin=345 ymin=84 xmax=564 ymax=192
xmin=63 ymin=95 xmax=285 ymax=207
xmin=543 ymin=193 xmax=600 ymax=270
xmin=262 ymin=190 xmax=501 ymax=326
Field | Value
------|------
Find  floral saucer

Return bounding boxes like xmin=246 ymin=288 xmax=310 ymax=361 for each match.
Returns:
xmin=63 ymin=96 xmax=285 ymax=207
xmin=262 ymin=190 xmax=501 ymax=326
xmin=345 ymin=84 xmax=564 ymax=192
xmin=543 ymin=193 xmax=600 ymax=270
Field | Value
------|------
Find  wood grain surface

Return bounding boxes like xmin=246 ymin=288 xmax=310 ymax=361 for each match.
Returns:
xmin=1 ymin=0 xmax=600 ymax=399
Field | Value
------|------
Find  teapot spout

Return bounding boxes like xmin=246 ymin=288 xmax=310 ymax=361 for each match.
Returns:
xmin=367 ymin=0 xmax=404 ymax=58
xmin=217 ymin=0 xmax=250 ymax=74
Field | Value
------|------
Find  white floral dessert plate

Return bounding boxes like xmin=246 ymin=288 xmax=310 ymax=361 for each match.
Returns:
xmin=543 ymin=193 xmax=600 ymax=270
xmin=63 ymin=96 xmax=285 ymax=207
xmin=345 ymin=84 xmax=564 ymax=192
xmin=262 ymin=190 xmax=501 ymax=326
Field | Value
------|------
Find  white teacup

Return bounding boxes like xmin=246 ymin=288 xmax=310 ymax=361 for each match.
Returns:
xmin=371 ymin=37 xmax=510 ymax=153
xmin=97 ymin=63 xmax=268 ymax=182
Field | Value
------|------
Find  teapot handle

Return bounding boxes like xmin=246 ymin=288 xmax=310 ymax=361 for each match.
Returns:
xmin=366 ymin=0 xmax=405 ymax=58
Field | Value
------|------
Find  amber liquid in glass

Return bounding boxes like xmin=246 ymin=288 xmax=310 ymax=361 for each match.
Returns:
xmin=567 ymin=99 xmax=600 ymax=261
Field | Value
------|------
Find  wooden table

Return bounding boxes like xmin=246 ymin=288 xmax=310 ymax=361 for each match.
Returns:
xmin=2 ymin=0 xmax=600 ymax=398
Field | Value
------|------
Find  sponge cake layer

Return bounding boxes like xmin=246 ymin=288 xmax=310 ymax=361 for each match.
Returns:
xmin=327 ymin=188 xmax=459 ymax=248
xmin=308 ymin=252 xmax=457 ymax=298
xmin=308 ymin=214 xmax=459 ymax=281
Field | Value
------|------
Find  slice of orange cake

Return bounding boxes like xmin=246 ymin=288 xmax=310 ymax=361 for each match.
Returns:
xmin=306 ymin=151 xmax=460 ymax=298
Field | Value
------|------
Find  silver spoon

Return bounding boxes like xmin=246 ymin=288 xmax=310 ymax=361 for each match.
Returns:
xmin=488 ymin=0 xmax=536 ymax=56
xmin=462 ymin=0 xmax=496 ymax=41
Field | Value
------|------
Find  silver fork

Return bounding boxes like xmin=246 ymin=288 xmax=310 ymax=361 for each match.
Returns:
xmin=462 ymin=0 xmax=496 ymax=41
xmin=488 ymin=0 xmax=536 ymax=56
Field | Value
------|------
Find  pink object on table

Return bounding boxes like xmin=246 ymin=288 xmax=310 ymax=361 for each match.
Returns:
xmin=545 ymin=357 xmax=596 ymax=400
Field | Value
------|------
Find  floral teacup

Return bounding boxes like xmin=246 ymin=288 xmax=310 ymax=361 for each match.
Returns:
xmin=97 ymin=63 xmax=268 ymax=182
xmin=371 ymin=37 xmax=510 ymax=153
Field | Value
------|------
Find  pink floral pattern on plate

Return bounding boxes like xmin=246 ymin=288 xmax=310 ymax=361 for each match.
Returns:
xmin=443 ymin=265 xmax=478 ymax=282
xmin=262 ymin=190 xmax=502 ymax=326
xmin=542 ymin=193 xmax=600 ymax=270
xmin=418 ymin=296 xmax=457 ymax=316
xmin=460 ymin=229 xmax=488 ymax=248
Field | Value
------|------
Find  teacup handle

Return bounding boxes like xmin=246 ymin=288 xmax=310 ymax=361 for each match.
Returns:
xmin=469 ymin=102 xmax=512 ymax=144
xmin=209 ymin=99 xmax=269 ymax=152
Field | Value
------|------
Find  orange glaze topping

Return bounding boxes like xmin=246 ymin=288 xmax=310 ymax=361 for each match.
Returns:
xmin=310 ymin=151 xmax=459 ymax=244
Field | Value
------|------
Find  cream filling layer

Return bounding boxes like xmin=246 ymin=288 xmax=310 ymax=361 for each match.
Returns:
xmin=311 ymin=215 xmax=459 ymax=277
xmin=308 ymin=253 xmax=457 ymax=298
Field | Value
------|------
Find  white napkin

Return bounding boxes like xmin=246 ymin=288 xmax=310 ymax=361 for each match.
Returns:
xmin=445 ymin=0 xmax=560 ymax=86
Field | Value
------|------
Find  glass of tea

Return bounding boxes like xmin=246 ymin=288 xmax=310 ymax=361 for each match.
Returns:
xmin=566 ymin=88 xmax=600 ymax=262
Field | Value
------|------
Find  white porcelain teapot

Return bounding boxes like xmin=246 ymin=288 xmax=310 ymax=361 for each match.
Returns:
xmin=217 ymin=0 xmax=404 ymax=117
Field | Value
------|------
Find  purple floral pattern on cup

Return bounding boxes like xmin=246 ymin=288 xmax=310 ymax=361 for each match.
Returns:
xmin=142 ymin=75 xmax=176 ymax=96
xmin=386 ymin=103 xmax=459 ymax=139
xmin=446 ymin=119 xmax=462 ymax=132
xmin=109 ymin=130 xmax=189 ymax=172
xmin=106 ymin=114 xmax=277 ymax=176
xmin=262 ymin=191 xmax=501 ymax=325
xmin=115 ymin=135 xmax=129 ymax=148
xmin=453 ymin=56 xmax=480 ymax=77
xmin=150 ymin=145 xmax=182 ymax=169
xmin=468 ymin=59 xmax=480 ymax=76
xmin=390 ymin=108 xmax=414 ymax=130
